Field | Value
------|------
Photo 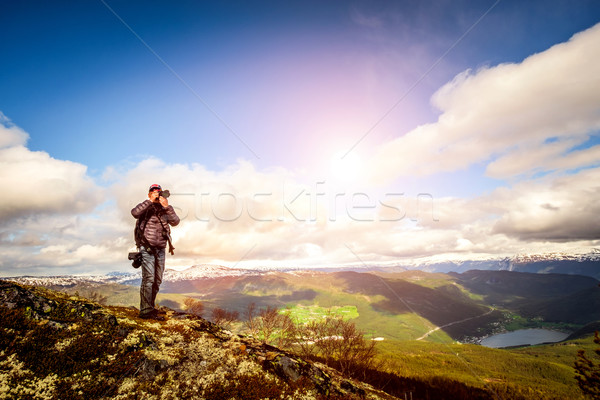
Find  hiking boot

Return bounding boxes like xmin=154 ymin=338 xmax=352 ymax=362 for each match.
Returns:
xmin=139 ymin=311 xmax=166 ymax=321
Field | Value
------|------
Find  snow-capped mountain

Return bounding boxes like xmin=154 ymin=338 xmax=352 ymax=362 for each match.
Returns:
xmin=5 ymin=250 xmax=600 ymax=286
xmin=7 ymin=264 xmax=266 ymax=287
xmin=410 ymin=251 xmax=600 ymax=278
xmin=162 ymin=264 xmax=263 ymax=281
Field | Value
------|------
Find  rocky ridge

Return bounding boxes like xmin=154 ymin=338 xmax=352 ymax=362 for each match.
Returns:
xmin=0 ymin=280 xmax=396 ymax=400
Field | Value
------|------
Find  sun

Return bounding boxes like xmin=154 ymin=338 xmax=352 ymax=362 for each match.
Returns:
xmin=330 ymin=151 xmax=364 ymax=183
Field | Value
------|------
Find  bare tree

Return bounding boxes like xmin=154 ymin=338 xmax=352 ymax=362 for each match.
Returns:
xmin=211 ymin=307 xmax=240 ymax=330
xmin=292 ymin=316 xmax=377 ymax=379
xmin=87 ymin=291 xmax=108 ymax=305
xmin=258 ymin=306 xmax=281 ymax=344
xmin=274 ymin=311 xmax=296 ymax=349
xmin=244 ymin=302 xmax=259 ymax=336
xmin=250 ymin=306 xmax=297 ymax=346
xmin=294 ymin=320 xmax=320 ymax=358
xmin=183 ymin=297 xmax=204 ymax=317
xmin=329 ymin=317 xmax=377 ymax=378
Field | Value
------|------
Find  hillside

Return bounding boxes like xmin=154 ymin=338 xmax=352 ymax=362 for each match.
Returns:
xmin=451 ymin=270 xmax=600 ymax=325
xmin=0 ymin=280 xmax=397 ymax=400
xmin=2 ymin=278 xmax=598 ymax=400
xmin=450 ymin=270 xmax=598 ymax=304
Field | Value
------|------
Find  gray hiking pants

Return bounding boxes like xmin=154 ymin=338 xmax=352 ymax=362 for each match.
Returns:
xmin=139 ymin=246 xmax=166 ymax=316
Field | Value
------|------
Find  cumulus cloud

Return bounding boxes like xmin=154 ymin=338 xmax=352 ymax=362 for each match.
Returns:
xmin=0 ymin=115 xmax=113 ymax=276
xmin=3 ymin=146 xmax=598 ymax=276
xmin=368 ymin=22 xmax=600 ymax=183
xmin=490 ymin=167 xmax=600 ymax=241
xmin=0 ymin=200 xmax=131 ymax=276
xmin=106 ymin=153 xmax=598 ymax=267
xmin=100 ymin=155 xmax=463 ymax=266
xmin=411 ymin=166 xmax=600 ymax=246
xmin=0 ymin=112 xmax=28 ymax=148
xmin=107 ymin=157 xmax=345 ymax=264
xmin=0 ymin=116 xmax=100 ymax=221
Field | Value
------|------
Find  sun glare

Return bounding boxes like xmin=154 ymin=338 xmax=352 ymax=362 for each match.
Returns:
xmin=330 ymin=151 xmax=363 ymax=183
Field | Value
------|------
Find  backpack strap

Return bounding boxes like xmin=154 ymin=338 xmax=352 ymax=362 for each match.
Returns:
xmin=156 ymin=215 xmax=175 ymax=256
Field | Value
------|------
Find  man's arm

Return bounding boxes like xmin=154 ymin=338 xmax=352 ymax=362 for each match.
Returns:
xmin=158 ymin=196 xmax=180 ymax=226
xmin=164 ymin=205 xmax=180 ymax=226
xmin=131 ymin=200 xmax=152 ymax=219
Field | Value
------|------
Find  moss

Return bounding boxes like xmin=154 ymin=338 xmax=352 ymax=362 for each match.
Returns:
xmin=201 ymin=370 xmax=297 ymax=400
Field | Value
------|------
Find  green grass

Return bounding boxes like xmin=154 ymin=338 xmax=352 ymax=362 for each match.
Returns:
xmin=282 ymin=304 xmax=359 ymax=324
xmin=283 ymin=289 xmax=450 ymax=342
xmin=374 ymin=336 xmax=597 ymax=400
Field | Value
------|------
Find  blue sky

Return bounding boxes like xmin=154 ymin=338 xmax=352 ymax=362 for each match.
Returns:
xmin=1 ymin=1 xmax=600 ymax=276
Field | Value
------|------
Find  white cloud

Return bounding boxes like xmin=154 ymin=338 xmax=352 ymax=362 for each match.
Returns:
xmin=0 ymin=112 xmax=28 ymax=148
xmin=0 ymin=117 xmax=100 ymax=221
xmin=485 ymin=136 xmax=591 ymax=177
xmin=368 ymin=22 xmax=600 ymax=183
xmin=490 ymin=167 xmax=600 ymax=241
xmin=413 ymin=166 xmax=600 ymax=246
xmin=0 ymin=115 xmax=118 ymax=276
xmin=2 ymin=147 xmax=598 ymax=276
xmin=103 ymin=154 xmax=599 ymax=266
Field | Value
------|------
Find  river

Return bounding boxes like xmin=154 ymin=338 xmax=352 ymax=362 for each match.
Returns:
xmin=480 ymin=328 xmax=570 ymax=348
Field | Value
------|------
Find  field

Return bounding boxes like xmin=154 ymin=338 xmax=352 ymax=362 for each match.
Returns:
xmin=282 ymin=303 xmax=359 ymax=323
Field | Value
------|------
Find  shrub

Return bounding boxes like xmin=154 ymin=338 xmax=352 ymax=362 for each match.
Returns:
xmin=183 ymin=297 xmax=204 ymax=317
xmin=211 ymin=307 xmax=239 ymax=330
xmin=293 ymin=316 xmax=377 ymax=380
xmin=244 ymin=302 xmax=259 ymax=336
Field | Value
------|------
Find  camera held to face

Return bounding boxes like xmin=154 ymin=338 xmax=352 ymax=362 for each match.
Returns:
xmin=159 ymin=189 xmax=170 ymax=199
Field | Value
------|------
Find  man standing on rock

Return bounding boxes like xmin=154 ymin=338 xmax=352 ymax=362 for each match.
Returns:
xmin=131 ymin=184 xmax=180 ymax=320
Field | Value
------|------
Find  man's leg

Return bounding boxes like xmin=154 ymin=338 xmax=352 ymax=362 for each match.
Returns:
xmin=139 ymin=246 xmax=156 ymax=316
xmin=150 ymin=248 xmax=166 ymax=310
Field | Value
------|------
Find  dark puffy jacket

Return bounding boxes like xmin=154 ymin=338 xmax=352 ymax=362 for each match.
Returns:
xmin=131 ymin=200 xmax=180 ymax=249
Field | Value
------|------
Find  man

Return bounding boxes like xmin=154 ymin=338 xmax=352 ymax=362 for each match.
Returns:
xmin=131 ymin=184 xmax=180 ymax=320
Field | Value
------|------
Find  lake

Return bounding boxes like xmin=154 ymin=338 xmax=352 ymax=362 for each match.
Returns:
xmin=480 ymin=329 xmax=570 ymax=348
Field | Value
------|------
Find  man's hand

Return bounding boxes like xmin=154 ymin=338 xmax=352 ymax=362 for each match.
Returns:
xmin=150 ymin=191 xmax=160 ymax=203
xmin=159 ymin=196 xmax=169 ymax=208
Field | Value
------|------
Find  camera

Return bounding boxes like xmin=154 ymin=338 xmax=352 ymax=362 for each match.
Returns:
xmin=128 ymin=252 xmax=142 ymax=268
xmin=159 ymin=189 xmax=170 ymax=199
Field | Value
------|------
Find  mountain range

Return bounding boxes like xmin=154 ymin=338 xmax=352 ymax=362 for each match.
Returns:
xmin=8 ymin=250 xmax=600 ymax=287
